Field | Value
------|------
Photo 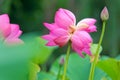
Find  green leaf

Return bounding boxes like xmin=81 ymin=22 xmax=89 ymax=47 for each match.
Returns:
xmin=0 ymin=33 xmax=55 ymax=80
xmin=91 ymin=44 xmax=102 ymax=55
xmin=29 ymin=63 xmax=40 ymax=80
xmin=37 ymin=72 xmax=56 ymax=80
xmin=97 ymin=58 xmax=120 ymax=80
xmin=50 ymin=53 xmax=108 ymax=80
xmin=31 ymin=37 xmax=56 ymax=64
xmin=116 ymin=55 xmax=120 ymax=60
xmin=0 ymin=45 xmax=30 ymax=80
xmin=21 ymin=33 xmax=56 ymax=64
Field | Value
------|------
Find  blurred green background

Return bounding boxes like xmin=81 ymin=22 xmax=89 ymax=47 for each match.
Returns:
xmin=0 ymin=0 xmax=120 ymax=57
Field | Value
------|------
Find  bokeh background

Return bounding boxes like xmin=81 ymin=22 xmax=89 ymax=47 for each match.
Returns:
xmin=0 ymin=0 xmax=120 ymax=57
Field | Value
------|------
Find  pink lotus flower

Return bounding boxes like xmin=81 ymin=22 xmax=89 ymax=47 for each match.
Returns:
xmin=0 ymin=14 xmax=23 ymax=44
xmin=42 ymin=8 xmax=97 ymax=57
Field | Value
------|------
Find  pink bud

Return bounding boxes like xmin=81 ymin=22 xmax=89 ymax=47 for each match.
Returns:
xmin=59 ymin=56 xmax=64 ymax=66
xmin=100 ymin=6 xmax=109 ymax=21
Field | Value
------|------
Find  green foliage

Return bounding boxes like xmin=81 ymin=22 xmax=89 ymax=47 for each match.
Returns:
xmin=38 ymin=72 xmax=56 ymax=80
xmin=116 ymin=55 xmax=120 ymax=60
xmin=38 ymin=53 xmax=109 ymax=80
xmin=0 ymin=0 xmax=12 ymax=13
xmin=0 ymin=33 xmax=55 ymax=80
xmin=0 ymin=44 xmax=30 ymax=80
xmin=97 ymin=58 xmax=120 ymax=80
xmin=21 ymin=33 xmax=56 ymax=64
xmin=0 ymin=0 xmax=120 ymax=80
xmin=91 ymin=44 xmax=102 ymax=55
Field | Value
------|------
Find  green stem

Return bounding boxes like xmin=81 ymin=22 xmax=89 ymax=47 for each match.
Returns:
xmin=56 ymin=65 xmax=62 ymax=80
xmin=62 ymin=42 xmax=71 ymax=80
xmin=29 ymin=63 xmax=40 ymax=80
xmin=89 ymin=21 xmax=106 ymax=80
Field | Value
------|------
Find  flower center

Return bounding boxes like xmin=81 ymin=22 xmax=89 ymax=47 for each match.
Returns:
xmin=78 ymin=23 xmax=89 ymax=30
xmin=69 ymin=25 xmax=76 ymax=34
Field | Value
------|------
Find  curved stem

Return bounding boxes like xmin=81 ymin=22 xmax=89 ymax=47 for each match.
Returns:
xmin=56 ymin=65 xmax=62 ymax=80
xmin=89 ymin=21 xmax=106 ymax=80
xmin=29 ymin=63 xmax=40 ymax=80
xmin=62 ymin=42 xmax=71 ymax=80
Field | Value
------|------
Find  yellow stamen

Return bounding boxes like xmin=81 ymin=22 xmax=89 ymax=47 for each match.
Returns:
xmin=69 ymin=25 xmax=76 ymax=34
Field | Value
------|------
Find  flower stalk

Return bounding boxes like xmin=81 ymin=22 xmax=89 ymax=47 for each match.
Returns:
xmin=62 ymin=42 xmax=71 ymax=80
xmin=89 ymin=21 xmax=106 ymax=80
xmin=56 ymin=65 xmax=62 ymax=80
xmin=89 ymin=6 xmax=109 ymax=80
xmin=57 ymin=56 xmax=64 ymax=80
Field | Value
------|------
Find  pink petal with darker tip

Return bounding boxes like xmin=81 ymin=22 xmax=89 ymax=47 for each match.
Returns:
xmin=83 ymin=48 xmax=92 ymax=56
xmin=46 ymin=41 xmax=57 ymax=46
xmin=54 ymin=36 xmax=70 ymax=47
xmin=55 ymin=8 xmax=76 ymax=30
xmin=77 ymin=18 xmax=96 ymax=25
xmin=87 ymin=25 xmax=97 ymax=32
xmin=73 ymin=31 xmax=92 ymax=43
xmin=43 ymin=23 xmax=59 ymax=31
xmin=77 ymin=18 xmax=97 ymax=33
xmin=71 ymin=31 xmax=92 ymax=57
xmin=50 ymin=28 xmax=69 ymax=37
xmin=72 ymin=43 xmax=84 ymax=57
xmin=62 ymin=8 xmax=76 ymax=24
xmin=6 ymin=24 xmax=22 ymax=39
xmin=71 ymin=34 xmax=84 ymax=57
xmin=41 ymin=34 xmax=55 ymax=41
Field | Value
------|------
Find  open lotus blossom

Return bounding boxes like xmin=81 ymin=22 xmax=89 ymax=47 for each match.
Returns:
xmin=0 ymin=14 xmax=23 ymax=44
xmin=42 ymin=8 xmax=97 ymax=57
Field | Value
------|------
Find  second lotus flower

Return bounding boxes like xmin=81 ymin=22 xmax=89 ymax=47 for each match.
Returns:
xmin=42 ymin=8 xmax=97 ymax=57
xmin=0 ymin=14 xmax=23 ymax=44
